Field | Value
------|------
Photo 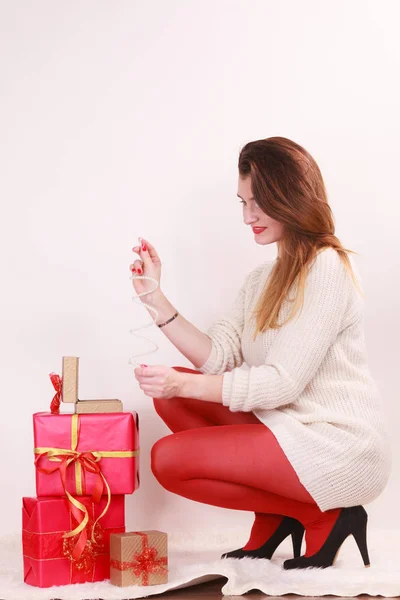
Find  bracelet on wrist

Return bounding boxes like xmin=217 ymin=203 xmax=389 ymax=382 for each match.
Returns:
xmin=158 ymin=311 xmax=179 ymax=328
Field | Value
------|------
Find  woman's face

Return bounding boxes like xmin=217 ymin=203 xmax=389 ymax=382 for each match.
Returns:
xmin=237 ymin=176 xmax=284 ymax=248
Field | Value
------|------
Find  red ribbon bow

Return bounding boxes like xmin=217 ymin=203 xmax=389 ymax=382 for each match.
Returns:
xmin=49 ymin=372 xmax=62 ymax=414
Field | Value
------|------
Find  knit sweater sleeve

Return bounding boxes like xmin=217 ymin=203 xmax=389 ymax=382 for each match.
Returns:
xmin=197 ymin=264 xmax=268 ymax=375
xmin=222 ymin=248 xmax=354 ymax=412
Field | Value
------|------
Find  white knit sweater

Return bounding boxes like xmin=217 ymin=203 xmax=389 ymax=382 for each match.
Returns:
xmin=198 ymin=247 xmax=391 ymax=511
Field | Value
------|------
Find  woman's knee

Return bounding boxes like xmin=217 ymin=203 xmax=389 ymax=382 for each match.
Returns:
xmin=152 ymin=396 xmax=167 ymax=414
xmin=150 ymin=437 xmax=164 ymax=480
xmin=150 ymin=436 xmax=176 ymax=485
xmin=152 ymin=394 xmax=185 ymax=418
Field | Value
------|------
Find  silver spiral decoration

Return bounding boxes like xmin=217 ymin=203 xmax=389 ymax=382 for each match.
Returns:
xmin=128 ymin=237 xmax=160 ymax=369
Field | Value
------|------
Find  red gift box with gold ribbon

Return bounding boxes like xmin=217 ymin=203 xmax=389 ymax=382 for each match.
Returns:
xmin=22 ymin=495 xmax=125 ymax=588
xmin=33 ymin=411 xmax=140 ymax=498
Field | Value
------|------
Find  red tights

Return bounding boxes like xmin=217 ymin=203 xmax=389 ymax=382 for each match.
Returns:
xmin=150 ymin=367 xmax=340 ymax=557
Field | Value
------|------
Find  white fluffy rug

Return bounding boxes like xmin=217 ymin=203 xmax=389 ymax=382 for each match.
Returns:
xmin=2 ymin=527 xmax=400 ymax=599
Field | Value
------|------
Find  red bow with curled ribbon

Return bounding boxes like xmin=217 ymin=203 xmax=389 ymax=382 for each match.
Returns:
xmin=49 ymin=372 xmax=62 ymax=414
xmin=110 ymin=532 xmax=168 ymax=586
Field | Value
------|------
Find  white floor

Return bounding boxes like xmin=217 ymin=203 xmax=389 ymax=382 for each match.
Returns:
xmin=3 ymin=527 xmax=399 ymax=599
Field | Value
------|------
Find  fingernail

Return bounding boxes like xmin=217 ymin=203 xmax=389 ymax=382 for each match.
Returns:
xmin=140 ymin=364 xmax=148 ymax=367
xmin=138 ymin=268 xmax=143 ymax=274
xmin=141 ymin=242 xmax=147 ymax=251
xmin=131 ymin=266 xmax=136 ymax=272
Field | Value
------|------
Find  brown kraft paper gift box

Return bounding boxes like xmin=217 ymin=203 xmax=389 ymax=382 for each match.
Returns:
xmin=62 ymin=356 xmax=79 ymax=403
xmin=75 ymin=399 xmax=123 ymax=413
xmin=110 ymin=531 xmax=168 ymax=586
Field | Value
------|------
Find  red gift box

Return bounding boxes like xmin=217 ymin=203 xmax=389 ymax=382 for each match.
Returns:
xmin=22 ymin=495 xmax=125 ymax=587
xmin=33 ymin=412 xmax=140 ymax=498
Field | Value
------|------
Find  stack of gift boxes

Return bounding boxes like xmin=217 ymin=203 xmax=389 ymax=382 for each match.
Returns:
xmin=22 ymin=356 xmax=168 ymax=589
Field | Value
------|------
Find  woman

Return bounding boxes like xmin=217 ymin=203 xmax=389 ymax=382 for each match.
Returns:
xmin=130 ymin=137 xmax=391 ymax=570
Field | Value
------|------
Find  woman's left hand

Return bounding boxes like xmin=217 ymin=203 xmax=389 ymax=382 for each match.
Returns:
xmin=134 ymin=364 xmax=186 ymax=399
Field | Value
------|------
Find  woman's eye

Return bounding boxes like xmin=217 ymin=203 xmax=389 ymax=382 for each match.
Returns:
xmin=239 ymin=200 xmax=260 ymax=209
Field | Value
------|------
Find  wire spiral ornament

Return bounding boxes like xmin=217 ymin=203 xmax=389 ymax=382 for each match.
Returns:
xmin=128 ymin=237 xmax=160 ymax=369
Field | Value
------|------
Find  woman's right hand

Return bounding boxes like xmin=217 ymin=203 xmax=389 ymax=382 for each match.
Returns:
xmin=130 ymin=237 xmax=162 ymax=300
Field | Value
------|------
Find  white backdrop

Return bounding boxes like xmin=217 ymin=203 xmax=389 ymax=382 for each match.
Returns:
xmin=1 ymin=0 xmax=399 ymax=537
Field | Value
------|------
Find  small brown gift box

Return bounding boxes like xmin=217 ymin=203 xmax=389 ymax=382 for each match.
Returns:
xmin=75 ymin=399 xmax=123 ymax=413
xmin=62 ymin=356 xmax=79 ymax=403
xmin=110 ymin=530 xmax=168 ymax=587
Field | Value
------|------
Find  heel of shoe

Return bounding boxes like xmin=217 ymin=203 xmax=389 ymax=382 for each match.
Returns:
xmin=350 ymin=506 xmax=370 ymax=567
xmin=352 ymin=519 xmax=370 ymax=567
xmin=291 ymin=525 xmax=304 ymax=558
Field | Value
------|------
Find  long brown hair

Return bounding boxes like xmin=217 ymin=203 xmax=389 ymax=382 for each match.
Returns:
xmin=238 ymin=136 xmax=363 ymax=342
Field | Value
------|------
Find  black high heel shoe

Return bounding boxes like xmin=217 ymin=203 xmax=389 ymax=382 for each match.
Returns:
xmin=283 ymin=505 xmax=370 ymax=570
xmin=221 ymin=516 xmax=305 ymax=560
